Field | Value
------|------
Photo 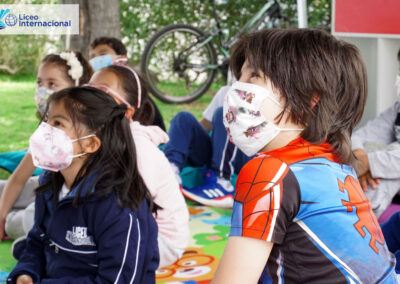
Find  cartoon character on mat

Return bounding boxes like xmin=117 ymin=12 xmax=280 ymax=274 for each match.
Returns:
xmin=156 ymin=248 xmax=219 ymax=283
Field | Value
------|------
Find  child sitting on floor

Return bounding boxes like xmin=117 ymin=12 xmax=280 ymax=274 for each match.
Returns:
xmin=213 ymin=28 xmax=397 ymax=283
xmin=0 ymin=51 xmax=93 ymax=246
xmin=88 ymin=63 xmax=190 ymax=268
xmin=7 ymin=87 xmax=159 ymax=283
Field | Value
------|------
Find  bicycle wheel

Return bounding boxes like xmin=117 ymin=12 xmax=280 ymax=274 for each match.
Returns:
xmin=141 ymin=24 xmax=218 ymax=104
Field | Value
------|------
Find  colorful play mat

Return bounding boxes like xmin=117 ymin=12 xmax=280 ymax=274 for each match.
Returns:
xmin=0 ymin=201 xmax=232 ymax=283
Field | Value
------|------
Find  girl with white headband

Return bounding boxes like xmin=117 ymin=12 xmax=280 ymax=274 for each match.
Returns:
xmin=0 ymin=51 xmax=93 ymax=256
xmin=88 ymin=64 xmax=190 ymax=268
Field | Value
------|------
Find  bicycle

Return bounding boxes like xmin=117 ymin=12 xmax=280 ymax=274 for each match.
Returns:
xmin=140 ymin=0 xmax=285 ymax=104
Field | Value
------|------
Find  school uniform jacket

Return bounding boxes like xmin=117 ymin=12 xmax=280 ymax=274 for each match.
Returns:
xmin=7 ymin=171 xmax=159 ymax=284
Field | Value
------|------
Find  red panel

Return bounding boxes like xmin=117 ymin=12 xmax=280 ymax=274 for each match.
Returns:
xmin=334 ymin=0 xmax=400 ymax=35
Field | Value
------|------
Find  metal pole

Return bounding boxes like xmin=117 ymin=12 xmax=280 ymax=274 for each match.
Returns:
xmin=297 ymin=0 xmax=308 ymax=28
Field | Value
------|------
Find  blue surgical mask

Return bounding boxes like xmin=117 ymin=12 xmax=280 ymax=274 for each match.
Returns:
xmin=35 ymin=87 xmax=54 ymax=114
xmin=89 ymin=54 xmax=113 ymax=72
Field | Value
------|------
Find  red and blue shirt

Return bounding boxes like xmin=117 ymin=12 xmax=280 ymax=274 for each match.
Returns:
xmin=230 ymin=138 xmax=397 ymax=283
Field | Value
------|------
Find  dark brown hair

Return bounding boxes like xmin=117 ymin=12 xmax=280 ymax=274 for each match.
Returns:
xmin=398 ymin=47 xmax=400 ymax=62
xmin=90 ymin=37 xmax=127 ymax=55
xmin=41 ymin=50 xmax=94 ymax=86
xmin=36 ymin=87 xmax=157 ymax=213
xmin=103 ymin=65 xmax=155 ymax=125
xmin=230 ymin=28 xmax=367 ymax=164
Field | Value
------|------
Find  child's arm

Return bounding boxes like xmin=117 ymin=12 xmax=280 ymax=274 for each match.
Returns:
xmin=0 ymin=154 xmax=36 ymax=240
xmin=212 ymin=236 xmax=273 ymax=284
xmin=199 ymin=118 xmax=212 ymax=132
xmin=7 ymin=196 xmax=46 ymax=284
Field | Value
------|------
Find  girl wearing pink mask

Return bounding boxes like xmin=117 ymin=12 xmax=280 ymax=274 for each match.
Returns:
xmin=0 ymin=51 xmax=93 ymax=248
xmin=8 ymin=86 xmax=159 ymax=283
xmin=88 ymin=65 xmax=190 ymax=268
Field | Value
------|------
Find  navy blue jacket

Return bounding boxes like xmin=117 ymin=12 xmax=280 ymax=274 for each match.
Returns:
xmin=7 ymin=171 xmax=159 ymax=283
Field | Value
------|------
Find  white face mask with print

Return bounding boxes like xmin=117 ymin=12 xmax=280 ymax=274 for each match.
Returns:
xmin=395 ymin=74 xmax=400 ymax=100
xmin=223 ymin=81 xmax=303 ymax=156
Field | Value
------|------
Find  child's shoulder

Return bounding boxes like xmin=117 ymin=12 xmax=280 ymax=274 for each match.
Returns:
xmin=236 ymin=154 xmax=290 ymax=202
xmin=239 ymin=154 xmax=287 ymax=178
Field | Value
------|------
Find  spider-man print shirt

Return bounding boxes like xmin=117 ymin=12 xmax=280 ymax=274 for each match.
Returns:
xmin=230 ymin=137 xmax=397 ymax=283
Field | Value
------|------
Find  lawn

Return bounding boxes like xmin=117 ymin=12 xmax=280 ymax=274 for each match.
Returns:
xmin=0 ymin=73 xmax=223 ymax=179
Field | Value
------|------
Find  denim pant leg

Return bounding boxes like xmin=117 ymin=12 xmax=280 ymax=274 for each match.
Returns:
xmin=210 ymin=107 xmax=237 ymax=179
xmin=163 ymin=111 xmax=212 ymax=170
xmin=233 ymin=150 xmax=254 ymax=175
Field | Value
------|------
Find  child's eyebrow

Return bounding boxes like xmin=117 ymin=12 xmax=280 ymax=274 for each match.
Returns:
xmin=98 ymin=47 xmax=111 ymax=54
xmin=46 ymin=77 xmax=61 ymax=82
xmin=50 ymin=114 xmax=70 ymax=121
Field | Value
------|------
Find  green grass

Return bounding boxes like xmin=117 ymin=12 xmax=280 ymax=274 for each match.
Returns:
xmin=0 ymin=74 xmax=223 ymax=179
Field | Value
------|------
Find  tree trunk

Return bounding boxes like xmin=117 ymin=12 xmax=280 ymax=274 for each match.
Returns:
xmin=61 ymin=0 xmax=121 ymax=58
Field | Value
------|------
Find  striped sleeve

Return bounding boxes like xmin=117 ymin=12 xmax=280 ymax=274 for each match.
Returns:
xmin=230 ymin=155 xmax=300 ymax=244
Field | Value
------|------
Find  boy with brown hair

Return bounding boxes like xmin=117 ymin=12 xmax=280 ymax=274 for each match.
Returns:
xmin=213 ymin=28 xmax=396 ymax=283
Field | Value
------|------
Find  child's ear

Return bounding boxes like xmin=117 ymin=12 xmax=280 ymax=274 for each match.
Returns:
xmin=84 ymin=136 xmax=101 ymax=154
xmin=125 ymin=106 xmax=135 ymax=120
xmin=311 ymin=93 xmax=320 ymax=108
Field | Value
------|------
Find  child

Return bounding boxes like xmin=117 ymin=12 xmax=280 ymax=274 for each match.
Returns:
xmin=88 ymin=64 xmax=190 ymax=268
xmin=89 ymin=36 xmax=166 ymax=131
xmin=0 ymin=51 xmax=93 ymax=244
xmin=7 ymin=86 xmax=159 ymax=283
xmin=164 ymin=87 xmax=252 ymax=209
xmin=213 ymin=29 xmax=397 ymax=283
xmin=351 ymin=47 xmax=400 ymax=220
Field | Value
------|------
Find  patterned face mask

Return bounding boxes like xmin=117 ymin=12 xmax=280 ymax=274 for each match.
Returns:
xmin=35 ymin=87 xmax=54 ymax=115
xmin=29 ymin=122 xmax=95 ymax=172
xmin=223 ymin=81 xmax=303 ymax=156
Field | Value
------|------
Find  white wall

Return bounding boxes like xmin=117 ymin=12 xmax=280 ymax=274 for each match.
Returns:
xmin=337 ymin=37 xmax=400 ymax=128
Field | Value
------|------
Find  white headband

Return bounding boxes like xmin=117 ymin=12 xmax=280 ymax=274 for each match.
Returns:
xmin=59 ymin=51 xmax=83 ymax=86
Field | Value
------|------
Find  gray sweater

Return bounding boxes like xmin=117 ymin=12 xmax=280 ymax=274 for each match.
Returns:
xmin=351 ymin=101 xmax=400 ymax=179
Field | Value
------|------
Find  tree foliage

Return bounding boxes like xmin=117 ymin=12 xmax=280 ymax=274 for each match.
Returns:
xmin=120 ymin=0 xmax=331 ymax=63
xmin=1 ymin=0 xmax=331 ymax=75
xmin=0 ymin=0 xmax=60 ymax=75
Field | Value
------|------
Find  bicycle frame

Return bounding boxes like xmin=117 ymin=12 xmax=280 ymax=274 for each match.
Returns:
xmin=180 ymin=0 xmax=281 ymax=70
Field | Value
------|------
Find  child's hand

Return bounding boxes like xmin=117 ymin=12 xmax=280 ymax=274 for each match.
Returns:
xmin=16 ymin=275 xmax=33 ymax=284
xmin=353 ymin=149 xmax=370 ymax=177
xmin=358 ymin=171 xmax=380 ymax=192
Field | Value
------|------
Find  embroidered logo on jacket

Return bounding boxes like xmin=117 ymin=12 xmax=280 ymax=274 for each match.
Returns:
xmin=66 ymin=226 xmax=96 ymax=246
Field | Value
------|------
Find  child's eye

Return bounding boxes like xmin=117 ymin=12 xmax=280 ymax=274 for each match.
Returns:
xmin=49 ymin=82 xmax=56 ymax=89
xmin=37 ymin=80 xmax=42 ymax=87
xmin=53 ymin=120 xmax=62 ymax=127
xmin=251 ymin=72 xmax=260 ymax=78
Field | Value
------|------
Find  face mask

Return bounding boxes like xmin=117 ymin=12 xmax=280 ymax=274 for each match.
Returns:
xmin=89 ymin=54 xmax=113 ymax=72
xmin=35 ymin=87 xmax=54 ymax=115
xmin=29 ymin=122 xmax=95 ymax=172
xmin=89 ymin=54 xmax=128 ymax=72
xmin=223 ymin=81 xmax=303 ymax=156
xmin=395 ymin=74 xmax=400 ymax=99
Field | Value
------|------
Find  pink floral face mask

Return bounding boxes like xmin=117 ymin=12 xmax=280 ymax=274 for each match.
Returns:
xmin=29 ymin=122 xmax=95 ymax=172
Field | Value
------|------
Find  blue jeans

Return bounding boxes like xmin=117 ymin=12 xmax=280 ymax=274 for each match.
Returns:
xmin=163 ymin=107 xmax=251 ymax=179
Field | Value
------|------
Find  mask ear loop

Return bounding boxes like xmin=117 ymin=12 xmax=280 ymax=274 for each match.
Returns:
xmin=112 ymin=61 xmax=142 ymax=109
xmin=83 ymin=84 xmax=132 ymax=107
